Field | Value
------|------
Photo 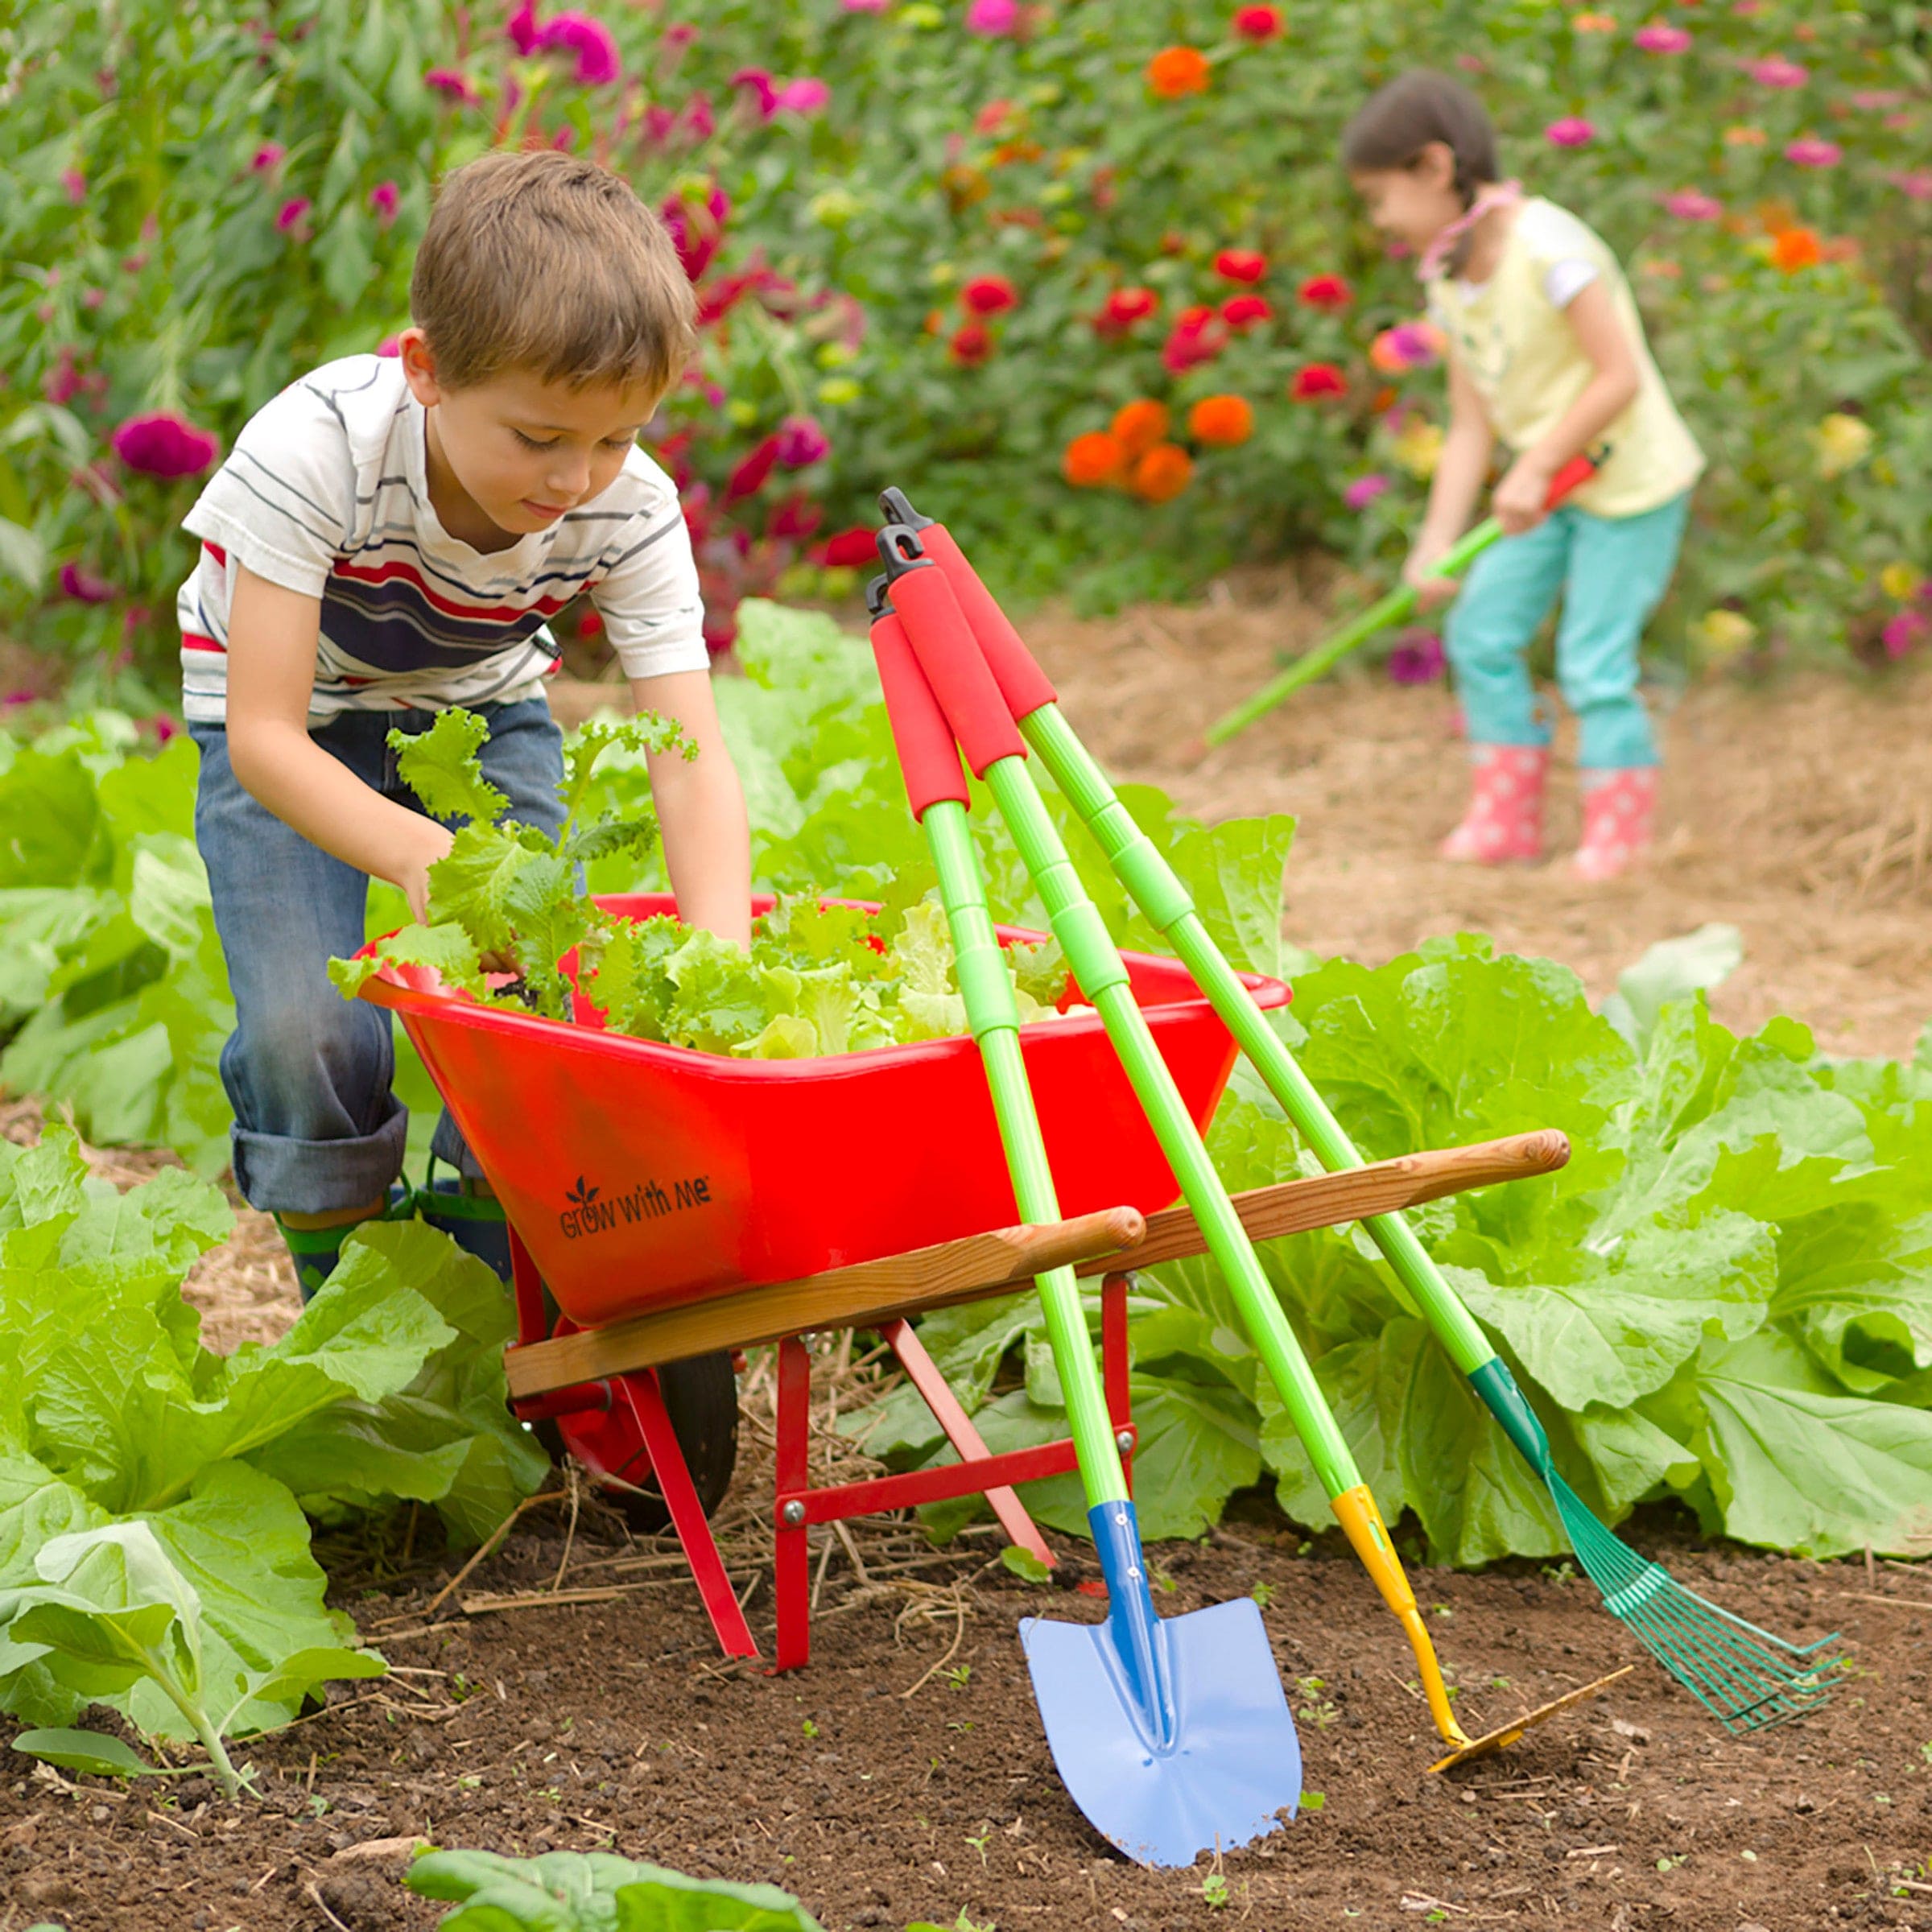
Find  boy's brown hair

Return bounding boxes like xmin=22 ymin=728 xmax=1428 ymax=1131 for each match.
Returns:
xmin=411 ymin=149 xmax=696 ymax=394
xmin=1341 ymin=71 xmax=1501 ymax=207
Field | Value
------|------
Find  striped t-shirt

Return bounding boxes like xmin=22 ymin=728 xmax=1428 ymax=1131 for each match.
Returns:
xmin=175 ymin=353 xmax=708 ymax=724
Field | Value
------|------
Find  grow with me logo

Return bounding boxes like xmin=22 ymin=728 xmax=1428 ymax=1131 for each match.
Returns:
xmin=559 ymin=1171 xmax=712 ymax=1240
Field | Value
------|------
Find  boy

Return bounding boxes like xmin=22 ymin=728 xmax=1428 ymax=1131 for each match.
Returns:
xmin=177 ymin=151 xmax=750 ymax=1294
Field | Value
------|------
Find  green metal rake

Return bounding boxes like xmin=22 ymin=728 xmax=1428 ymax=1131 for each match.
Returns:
xmin=877 ymin=487 xmax=1843 ymax=1736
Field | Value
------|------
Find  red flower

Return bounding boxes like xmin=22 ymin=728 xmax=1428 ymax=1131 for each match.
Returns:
xmin=767 ymin=493 xmax=824 ymax=542
xmin=724 ymin=435 xmax=782 ymax=505
xmin=1214 ymin=248 xmax=1268 ymax=284
xmin=1220 ymin=294 xmax=1273 ymax=330
xmin=1162 ymin=303 xmax=1228 ymax=373
xmin=1290 ymin=361 xmax=1347 ymax=401
xmin=950 ymin=320 xmax=993 ymax=365
xmin=1096 ymin=286 xmax=1159 ymax=336
xmin=1297 ymin=273 xmax=1352 ymax=311
xmin=816 ymin=526 xmax=879 ymax=568
xmin=110 ymin=412 xmax=221 ymax=478
xmin=1232 ymin=4 xmax=1283 ymax=39
xmin=961 ymin=275 xmax=1019 ymax=316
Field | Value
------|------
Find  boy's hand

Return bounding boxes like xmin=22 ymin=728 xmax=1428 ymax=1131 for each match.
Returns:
xmin=1492 ymin=454 xmax=1557 ymax=535
xmin=397 ymin=819 xmax=455 ymax=923
xmin=1403 ymin=537 xmax=1461 ymax=614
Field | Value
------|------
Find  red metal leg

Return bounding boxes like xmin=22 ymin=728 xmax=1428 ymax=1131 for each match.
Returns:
xmin=880 ymin=1319 xmax=1054 ymax=1567
xmin=774 ymin=1335 xmax=813 ymax=1671
xmin=617 ymin=1371 xmax=758 ymax=1661
xmin=507 ymin=1223 xmax=547 ymax=1348
xmin=1102 ymin=1273 xmax=1134 ymax=1493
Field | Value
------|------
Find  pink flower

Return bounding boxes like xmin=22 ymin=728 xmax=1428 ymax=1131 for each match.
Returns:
xmin=275 ymin=196 xmax=312 ymax=237
xmin=1748 ymin=56 xmax=1807 ymax=88
xmin=774 ymin=415 xmax=830 ymax=467
xmin=1344 ymin=474 xmax=1390 ymax=511
xmin=376 ymin=335 xmax=403 ymax=357
xmin=1889 ymin=171 xmax=1932 ymax=202
xmin=535 ymin=12 xmax=621 ymax=85
xmin=660 ymin=183 xmax=729 ymax=281
xmin=1851 ymin=90 xmax=1905 ymax=111
xmin=1785 ymin=136 xmax=1841 ymax=168
xmin=250 ymin=142 xmax=286 ymax=174
xmin=43 ymin=349 xmax=84 ymax=407
xmin=730 ymin=67 xmax=778 ymax=118
xmin=1662 ymin=189 xmax=1723 ymax=221
xmin=774 ymin=76 xmax=830 ymax=115
xmin=368 ymin=180 xmax=400 ymax=225
xmin=965 ymin=0 xmax=1019 ymax=31
xmin=507 ymin=0 xmax=542 ymax=54
xmin=1386 ymin=630 xmax=1445 ymax=684
xmin=1545 ymin=117 xmax=1596 ymax=147
xmin=842 ymin=0 xmax=890 ymax=10
xmin=110 ymin=412 xmax=221 ymax=479
xmin=1882 ymin=610 xmax=1926 ymax=659
xmin=424 ymin=66 xmax=480 ymax=104
xmin=58 ymin=561 xmax=116 ymax=603
xmin=1633 ymin=22 xmax=1690 ymax=52
xmin=60 ymin=168 xmax=87 ymax=205
xmin=148 ymin=713 xmax=179 ymax=745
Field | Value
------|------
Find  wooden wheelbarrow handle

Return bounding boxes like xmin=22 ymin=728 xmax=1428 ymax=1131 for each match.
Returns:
xmin=504 ymin=1131 xmax=1567 ymax=1399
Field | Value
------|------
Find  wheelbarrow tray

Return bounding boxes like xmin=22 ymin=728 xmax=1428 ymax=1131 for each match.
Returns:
xmin=354 ymin=892 xmax=1286 ymax=1329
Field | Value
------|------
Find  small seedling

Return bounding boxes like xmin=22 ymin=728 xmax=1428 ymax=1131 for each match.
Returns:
xmin=1301 ymin=1790 xmax=1326 ymax=1812
xmin=1154 ymin=1569 xmax=1178 ymax=1595
xmin=1540 ymin=1560 xmax=1578 ymax=1585
xmin=801 ymin=1719 xmax=819 ymax=1739
xmin=1295 ymin=1676 xmax=1339 ymax=1728
xmin=1000 ymin=1546 xmax=1051 ymax=1584
xmin=1201 ymin=1871 xmax=1229 ymax=1909
xmin=1430 ymin=1603 xmax=1454 ymax=1619
xmin=1251 ymin=1582 xmax=1274 ymax=1609
xmin=1655 ymin=1854 xmax=1686 ymax=1872
xmin=966 ymin=1828 xmax=991 ymax=1868
xmin=944 ymin=1664 xmax=972 ymax=1690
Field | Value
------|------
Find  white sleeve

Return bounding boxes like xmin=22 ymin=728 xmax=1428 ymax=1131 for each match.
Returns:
xmin=181 ymin=378 xmax=355 ymax=597
xmin=592 ymin=499 xmax=712 ymax=681
xmin=1543 ymin=258 xmax=1600 ymax=308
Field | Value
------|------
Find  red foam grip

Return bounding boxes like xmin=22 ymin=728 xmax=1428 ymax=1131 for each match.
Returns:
xmin=890 ymin=565 xmax=1027 ymax=778
xmin=869 ymin=609 xmax=968 ymax=820
xmin=918 ymin=523 xmax=1059 ymax=721
xmin=1543 ymin=454 xmax=1596 ymax=508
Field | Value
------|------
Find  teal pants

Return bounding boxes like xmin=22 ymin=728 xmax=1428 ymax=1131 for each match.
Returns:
xmin=1445 ymin=489 xmax=1690 ymax=770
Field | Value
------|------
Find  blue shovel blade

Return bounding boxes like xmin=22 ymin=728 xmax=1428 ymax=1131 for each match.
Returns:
xmin=1021 ymin=1594 xmax=1302 ymax=1868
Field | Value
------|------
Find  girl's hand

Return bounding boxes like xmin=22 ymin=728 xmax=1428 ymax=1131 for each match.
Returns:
xmin=1403 ymin=538 xmax=1461 ymax=613
xmin=1492 ymin=455 xmax=1557 ymax=535
xmin=397 ymin=819 xmax=455 ymax=923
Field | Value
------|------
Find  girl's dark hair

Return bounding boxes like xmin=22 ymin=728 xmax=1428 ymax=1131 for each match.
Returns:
xmin=1341 ymin=71 xmax=1500 ymax=207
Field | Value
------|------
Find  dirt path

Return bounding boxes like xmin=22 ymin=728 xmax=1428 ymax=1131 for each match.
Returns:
xmin=1017 ymin=576 xmax=1931 ymax=1061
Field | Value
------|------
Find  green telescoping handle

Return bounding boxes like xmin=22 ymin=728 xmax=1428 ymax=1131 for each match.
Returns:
xmin=1203 ymin=452 xmax=1598 ymax=749
xmin=921 ymin=797 xmax=1132 ymax=1509
xmin=1021 ymin=702 xmax=1551 ymax=1469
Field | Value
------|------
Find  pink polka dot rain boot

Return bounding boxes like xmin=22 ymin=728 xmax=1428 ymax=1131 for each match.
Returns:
xmin=1439 ymin=745 xmax=1549 ymax=864
xmin=1571 ymin=766 xmax=1657 ymax=881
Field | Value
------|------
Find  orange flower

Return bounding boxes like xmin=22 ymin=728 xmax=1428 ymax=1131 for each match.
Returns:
xmin=1146 ymin=46 xmax=1212 ymax=98
xmin=1063 ymin=431 xmax=1128 ymax=488
xmin=1771 ymin=227 xmax=1823 ymax=272
xmin=1111 ymin=399 xmax=1170 ymax=460
xmin=1571 ymin=10 xmax=1616 ymax=30
xmin=1187 ymin=394 xmax=1254 ymax=447
xmin=1723 ymin=125 xmax=1769 ymax=147
xmin=1130 ymin=443 xmax=1194 ymax=502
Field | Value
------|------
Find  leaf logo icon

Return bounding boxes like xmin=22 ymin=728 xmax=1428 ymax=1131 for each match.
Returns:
xmin=566 ymin=1175 xmax=601 ymax=1208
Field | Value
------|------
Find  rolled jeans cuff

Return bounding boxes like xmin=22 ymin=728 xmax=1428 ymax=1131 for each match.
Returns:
xmin=230 ymin=1101 xmax=410 ymax=1216
xmin=429 ymin=1109 xmax=485 ymax=1180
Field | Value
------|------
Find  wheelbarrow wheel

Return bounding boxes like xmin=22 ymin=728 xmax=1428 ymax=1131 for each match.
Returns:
xmin=538 ymin=1352 xmax=739 ymax=1535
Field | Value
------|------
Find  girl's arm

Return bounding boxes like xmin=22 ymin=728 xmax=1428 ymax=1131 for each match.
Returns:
xmin=1492 ymin=279 xmax=1640 ymax=533
xmin=225 ymin=564 xmax=452 ymax=919
xmin=628 ymin=667 xmax=753 ymax=948
xmin=1406 ymin=349 xmax=1495 ymax=613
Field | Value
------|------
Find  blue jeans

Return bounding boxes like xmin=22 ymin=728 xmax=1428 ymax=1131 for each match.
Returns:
xmin=1444 ymin=489 xmax=1691 ymax=770
xmin=189 ymin=700 xmax=565 ymax=1216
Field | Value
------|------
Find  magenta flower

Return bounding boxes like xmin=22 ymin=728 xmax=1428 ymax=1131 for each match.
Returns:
xmin=729 ymin=67 xmax=779 ymax=118
xmin=1882 ymin=610 xmax=1926 ymax=659
xmin=535 ymin=12 xmax=621 ymax=85
xmin=425 ymin=66 xmax=481 ymax=104
xmin=60 ymin=168 xmax=87 ymax=205
xmin=376 ymin=334 xmax=403 ymax=357
xmin=147 ymin=713 xmax=179 ymax=745
xmin=774 ymin=76 xmax=830 ymax=114
xmin=58 ymin=561 xmax=116 ymax=603
xmin=774 ymin=416 xmax=830 ymax=467
xmin=1634 ymin=23 xmax=1690 ymax=52
xmin=275 ymin=196 xmax=312 ymax=237
xmin=250 ymin=142 xmax=286 ymax=174
xmin=1889 ymin=171 xmax=1932 ymax=202
xmin=1545 ymin=117 xmax=1596 ymax=147
xmin=1785 ymin=137 xmax=1841 ymax=168
xmin=1748 ymin=56 xmax=1807 ymax=88
xmin=1662 ymin=189 xmax=1723 ymax=221
xmin=965 ymin=0 xmax=1019 ymax=32
xmin=842 ymin=0 xmax=889 ymax=9
xmin=659 ymin=183 xmax=729 ymax=281
xmin=507 ymin=0 xmax=542 ymax=54
xmin=1851 ymin=90 xmax=1905 ymax=111
xmin=110 ymin=412 xmax=221 ymax=479
xmin=368 ymin=180 xmax=400 ymax=225
xmin=43 ymin=349 xmax=83 ymax=407
xmin=1344 ymin=474 xmax=1390 ymax=511
xmin=1387 ymin=631 xmax=1446 ymax=684
xmin=681 ymin=93 xmax=716 ymax=141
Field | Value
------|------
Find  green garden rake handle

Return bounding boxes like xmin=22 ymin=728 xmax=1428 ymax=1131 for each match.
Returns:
xmin=1201 ymin=452 xmax=1597 ymax=747
xmin=879 ymin=528 xmax=1475 ymax=1750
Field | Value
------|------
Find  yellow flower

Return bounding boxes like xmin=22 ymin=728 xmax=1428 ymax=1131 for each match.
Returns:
xmin=1691 ymin=609 xmax=1757 ymax=659
xmin=1390 ymin=417 xmax=1443 ymax=480
xmin=816 ymin=376 xmax=863 ymax=407
xmin=1814 ymin=412 xmax=1874 ymax=480
xmin=898 ymin=2 xmax=943 ymax=27
xmin=1880 ymin=562 xmax=1922 ymax=601
xmin=808 ymin=189 xmax=864 ymax=229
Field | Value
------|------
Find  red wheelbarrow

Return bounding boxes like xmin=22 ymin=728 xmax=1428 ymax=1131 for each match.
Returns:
xmin=353 ymin=893 xmax=1569 ymax=1666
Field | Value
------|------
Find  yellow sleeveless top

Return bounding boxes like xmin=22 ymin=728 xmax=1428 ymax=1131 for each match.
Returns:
xmin=1426 ymin=197 xmax=1704 ymax=519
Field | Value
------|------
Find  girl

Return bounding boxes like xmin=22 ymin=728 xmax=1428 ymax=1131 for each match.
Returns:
xmin=1343 ymin=72 xmax=1703 ymax=878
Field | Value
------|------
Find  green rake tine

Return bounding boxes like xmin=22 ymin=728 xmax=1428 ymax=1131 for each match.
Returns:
xmin=880 ymin=488 xmax=1843 ymax=1732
